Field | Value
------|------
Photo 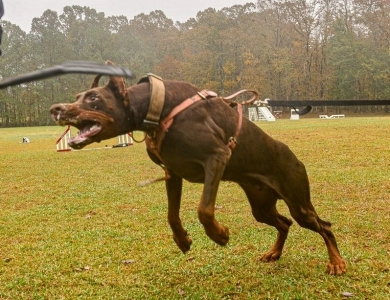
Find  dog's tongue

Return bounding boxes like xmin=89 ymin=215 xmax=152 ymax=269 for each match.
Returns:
xmin=68 ymin=124 xmax=102 ymax=149
xmin=68 ymin=135 xmax=90 ymax=149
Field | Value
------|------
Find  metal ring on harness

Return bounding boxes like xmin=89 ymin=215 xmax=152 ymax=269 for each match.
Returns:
xmin=131 ymin=132 xmax=146 ymax=143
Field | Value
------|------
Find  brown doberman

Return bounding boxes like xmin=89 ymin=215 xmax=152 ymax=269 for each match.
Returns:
xmin=50 ymin=61 xmax=346 ymax=275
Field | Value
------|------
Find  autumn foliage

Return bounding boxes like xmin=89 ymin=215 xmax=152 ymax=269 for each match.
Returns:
xmin=1 ymin=1 xmax=390 ymax=126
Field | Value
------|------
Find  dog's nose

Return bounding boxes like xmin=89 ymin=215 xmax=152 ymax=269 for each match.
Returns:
xmin=50 ymin=104 xmax=69 ymax=122
xmin=50 ymin=103 xmax=66 ymax=115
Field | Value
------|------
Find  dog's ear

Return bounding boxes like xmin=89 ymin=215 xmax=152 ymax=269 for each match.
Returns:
xmin=90 ymin=74 xmax=102 ymax=89
xmin=105 ymin=60 xmax=127 ymax=99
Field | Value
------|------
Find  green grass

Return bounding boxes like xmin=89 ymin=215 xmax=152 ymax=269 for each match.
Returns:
xmin=0 ymin=117 xmax=389 ymax=299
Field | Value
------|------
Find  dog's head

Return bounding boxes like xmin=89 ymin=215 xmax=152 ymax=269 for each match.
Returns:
xmin=50 ymin=61 xmax=131 ymax=149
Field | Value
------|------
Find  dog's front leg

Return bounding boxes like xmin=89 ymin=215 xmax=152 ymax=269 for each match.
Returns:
xmin=197 ymin=153 xmax=230 ymax=246
xmin=166 ymin=173 xmax=192 ymax=253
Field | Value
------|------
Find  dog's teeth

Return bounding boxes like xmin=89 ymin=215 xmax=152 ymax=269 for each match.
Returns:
xmin=90 ymin=124 xmax=100 ymax=131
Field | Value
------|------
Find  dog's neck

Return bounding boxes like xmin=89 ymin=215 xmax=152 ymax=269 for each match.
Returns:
xmin=126 ymin=81 xmax=200 ymax=133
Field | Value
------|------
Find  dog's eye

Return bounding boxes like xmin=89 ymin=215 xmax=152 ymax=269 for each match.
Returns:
xmin=89 ymin=94 xmax=99 ymax=102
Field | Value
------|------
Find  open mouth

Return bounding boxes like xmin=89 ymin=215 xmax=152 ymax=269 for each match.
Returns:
xmin=68 ymin=122 xmax=102 ymax=149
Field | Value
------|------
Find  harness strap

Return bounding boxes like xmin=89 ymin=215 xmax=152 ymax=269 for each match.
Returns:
xmin=160 ymin=90 xmax=218 ymax=137
xmin=222 ymin=89 xmax=258 ymax=150
xmin=222 ymin=89 xmax=259 ymax=105
xmin=226 ymin=103 xmax=243 ymax=150
xmin=145 ymin=90 xmax=217 ymax=163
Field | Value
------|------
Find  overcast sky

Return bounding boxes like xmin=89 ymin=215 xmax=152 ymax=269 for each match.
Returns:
xmin=3 ymin=0 xmax=253 ymax=32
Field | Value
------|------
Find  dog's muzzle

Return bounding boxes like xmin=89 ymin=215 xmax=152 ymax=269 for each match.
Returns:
xmin=50 ymin=103 xmax=68 ymax=123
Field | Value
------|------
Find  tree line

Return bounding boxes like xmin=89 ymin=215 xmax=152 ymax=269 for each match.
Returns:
xmin=0 ymin=0 xmax=389 ymax=127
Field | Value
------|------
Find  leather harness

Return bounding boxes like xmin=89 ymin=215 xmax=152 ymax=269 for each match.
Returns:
xmin=136 ymin=74 xmax=258 ymax=184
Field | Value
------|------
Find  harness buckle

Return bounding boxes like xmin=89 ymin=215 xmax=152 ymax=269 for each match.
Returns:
xmin=227 ymin=137 xmax=237 ymax=150
xmin=197 ymin=90 xmax=218 ymax=99
xmin=197 ymin=91 xmax=207 ymax=99
xmin=141 ymin=119 xmax=159 ymax=131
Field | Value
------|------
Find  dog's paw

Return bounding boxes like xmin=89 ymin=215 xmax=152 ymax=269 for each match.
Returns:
xmin=217 ymin=226 xmax=230 ymax=246
xmin=206 ymin=225 xmax=229 ymax=246
xmin=173 ymin=233 xmax=192 ymax=253
xmin=259 ymin=250 xmax=282 ymax=262
xmin=327 ymin=260 xmax=347 ymax=275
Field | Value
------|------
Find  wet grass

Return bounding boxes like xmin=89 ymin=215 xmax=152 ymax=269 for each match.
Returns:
xmin=0 ymin=117 xmax=389 ymax=299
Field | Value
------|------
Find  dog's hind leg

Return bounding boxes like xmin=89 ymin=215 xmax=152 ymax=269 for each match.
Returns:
xmin=280 ymin=171 xmax=346 ymax=275
xmin=197 ymin=154 xmax=230 ymax=246
xmin=317 ymin=219 xmax=346 ymax=275
xmin=240 ymin=183 xmax=293 ymax=261
xmin=285 ymin=198 xmax=346 ymax=275
xmin=166 ymin=173 xmax=192 ymax=253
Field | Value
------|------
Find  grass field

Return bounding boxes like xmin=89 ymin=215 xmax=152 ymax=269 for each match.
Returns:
xmin=0 ymin=117 xmax=389 ymax=299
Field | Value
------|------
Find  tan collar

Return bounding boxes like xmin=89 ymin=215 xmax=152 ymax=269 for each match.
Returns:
xmin=137 ymin=73 xmax=165 ymax=131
